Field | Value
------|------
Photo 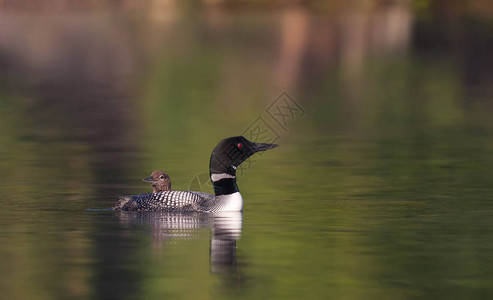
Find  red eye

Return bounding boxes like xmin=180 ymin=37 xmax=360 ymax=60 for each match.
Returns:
xmin=237 ymin=143 xmax=243 ymax=148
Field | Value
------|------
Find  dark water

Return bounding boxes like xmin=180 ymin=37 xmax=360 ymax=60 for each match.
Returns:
xmin=1 ymin=2 xmax=493 ymax=299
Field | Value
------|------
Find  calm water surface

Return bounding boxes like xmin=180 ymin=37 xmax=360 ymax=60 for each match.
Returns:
xmin=1 ymin=3 xmax=493 ymax=299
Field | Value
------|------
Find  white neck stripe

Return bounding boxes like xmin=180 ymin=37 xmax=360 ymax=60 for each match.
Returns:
xmin=211 ymin=173 xmax=236 ymax=182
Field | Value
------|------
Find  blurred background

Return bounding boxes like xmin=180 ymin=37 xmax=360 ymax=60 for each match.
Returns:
xmin=1 ymin=0 xmax=493 ymax=299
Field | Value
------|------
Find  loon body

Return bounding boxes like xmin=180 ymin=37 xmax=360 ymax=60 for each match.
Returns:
xmin=114 ymin=136 xmax=278 ymax=212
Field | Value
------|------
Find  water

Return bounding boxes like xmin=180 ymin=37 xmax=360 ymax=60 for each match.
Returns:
xmin=1 ymin=2 xmax=493 ymax=299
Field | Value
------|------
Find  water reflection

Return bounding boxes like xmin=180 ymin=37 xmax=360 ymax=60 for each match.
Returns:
xmin=117 ymin=211 xmax=242 ymax=275
xmin=0 ymin=1 xmax=492 ymax=299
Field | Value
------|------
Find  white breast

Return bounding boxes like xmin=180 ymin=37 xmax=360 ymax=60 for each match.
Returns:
xmin=215 ymin=192 xmax=243 ymax=212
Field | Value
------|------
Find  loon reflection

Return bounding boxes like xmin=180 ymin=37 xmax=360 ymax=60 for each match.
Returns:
xmin=116 ymin=210 xmax=242 ymax=274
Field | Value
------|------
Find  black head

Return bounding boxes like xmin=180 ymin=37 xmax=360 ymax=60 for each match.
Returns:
xmin=209 ymin=136 xmax=278 ymax=176
xmin=143 ymin=170 xmax=172 ymax=193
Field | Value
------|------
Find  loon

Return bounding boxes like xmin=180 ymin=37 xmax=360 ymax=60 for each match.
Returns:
xmin=143 ymin=170 xmax=172 ymax=193
xmin=114 ymin=136 xmax=278 ymax=212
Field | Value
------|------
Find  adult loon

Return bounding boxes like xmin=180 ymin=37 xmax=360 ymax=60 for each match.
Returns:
xmin=114 ymin=136 xmax=278 ymax=212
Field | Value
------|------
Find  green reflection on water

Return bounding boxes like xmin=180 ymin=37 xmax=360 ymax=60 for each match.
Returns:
xmin=0 ymin=7 xmax=493 ymax=300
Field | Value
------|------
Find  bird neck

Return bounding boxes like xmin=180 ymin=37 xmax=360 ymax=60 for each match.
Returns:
xmin=211 ymin=173 xmax=239 ymax=196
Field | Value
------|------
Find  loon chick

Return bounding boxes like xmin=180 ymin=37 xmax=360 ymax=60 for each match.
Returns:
xmin=143 ymin=170 xmax=172 ymax=193
xmin=113 ymin=136 xmax=278 ymax=212
xmin=114 ymin=171 xmax=171 ymax=210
